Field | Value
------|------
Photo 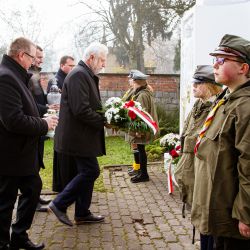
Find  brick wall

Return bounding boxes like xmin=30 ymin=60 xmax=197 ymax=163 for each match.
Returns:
xmin=99 ymin=73 xmax=180 ymax=111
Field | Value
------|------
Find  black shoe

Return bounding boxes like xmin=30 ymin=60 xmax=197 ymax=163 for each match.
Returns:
xmin=10 ymin=239 xmax=44 ymax=250
xmin=36 ymin=203 xmax=48 ymax=212
xmin=131 ymin=174 xmax=149 ymax=183
xmin=75 ymin=213 xmax=105 ymax=224
xmin=128 ymin=169 xmax=140 ymax=176
xmin=48 ymin=201 xmax=73 ymax=227
xmin=39 ymin=197 xmax=51 ymax=205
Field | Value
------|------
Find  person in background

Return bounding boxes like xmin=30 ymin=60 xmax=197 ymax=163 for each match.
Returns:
xmin=0 ymin=37 xmax=58 ymax=250
xmin=28 ymin=45 xmax=59 ymax=212
xmin=39 ymin=72 xmax=49 ymax=94
xmin=50 ymin=56 xmax=76 ymax=193
xmin=122 ymin=70 xmax=141 ymax=176
xmin=175 ymin=65 xmax=222 ymax=250
xmin=47 ymin=55 xmax=75 ymax=92
xmin=48 ymin=42 xmax=109 ymax=227
xmin=128 ymin=70 xmax=158 ymax=183
xmin=192 ymin=34 xmax=250 ymax=250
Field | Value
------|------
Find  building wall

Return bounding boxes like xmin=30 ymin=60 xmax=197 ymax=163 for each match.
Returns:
xmin=99 ymin=73 xmax=180 ymax=111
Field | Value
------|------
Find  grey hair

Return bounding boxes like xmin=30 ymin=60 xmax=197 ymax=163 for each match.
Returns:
xmin=7 ymin=37 xmax=35 ymax=57
xmin=83 ymin=42 xmax=108 ymax=61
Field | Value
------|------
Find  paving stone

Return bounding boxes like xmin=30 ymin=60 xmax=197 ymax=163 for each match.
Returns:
xmin=17 ymin=163 xmax=199 ymax=249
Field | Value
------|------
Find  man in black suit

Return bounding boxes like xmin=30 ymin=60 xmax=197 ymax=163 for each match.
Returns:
xmin=47 ymin=55 xmax=75 ymax=92
xmin=48 ymin=42 xmax=108 ymax=226
xmin=28 ymin=45 xmax=59 ymax=212
xmin=0 ymin=37 xmax=58 ymax=250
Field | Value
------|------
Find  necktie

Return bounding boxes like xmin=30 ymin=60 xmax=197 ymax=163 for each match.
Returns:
xmin=194 ymin=98 xmax=226 ymax=154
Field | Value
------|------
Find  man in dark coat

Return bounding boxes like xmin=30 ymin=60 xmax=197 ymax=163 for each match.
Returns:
xmin=28 ymin=45 xmax=59 ymax=212
xmin=47 ymin=55 xmax=75 ymax=92
xmin=48 ymin=42 xmax=108 ymax=227
xmin=0 ymin=37 xmax=58 ymax=250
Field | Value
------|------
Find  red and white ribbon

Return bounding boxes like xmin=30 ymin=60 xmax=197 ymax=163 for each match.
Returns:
xmin=126 ymin=106 xmax=158 ymax=135
xmin=168 ymin=162 xmax=174 ymax=194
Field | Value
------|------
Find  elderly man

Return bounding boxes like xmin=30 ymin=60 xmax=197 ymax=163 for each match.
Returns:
xmin=192 ymin=34 xmax=250 ymax=250
xmin=48 ymin=42 xmax=108 ymax=226
xmin=0 ymin=37 xmax=58 ymax=250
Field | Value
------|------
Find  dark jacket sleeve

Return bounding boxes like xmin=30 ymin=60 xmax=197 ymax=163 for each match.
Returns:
xmin=0 ymin=79 xmax=48 ymax=135
xmin=66 ymin=71 xmax=105 ymax=130
xmin=36 ymin=103 xmax=48 ymax=117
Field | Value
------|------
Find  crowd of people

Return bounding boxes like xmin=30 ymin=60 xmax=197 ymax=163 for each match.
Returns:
xmin=0 ymin=33 xmax=249 ymax=250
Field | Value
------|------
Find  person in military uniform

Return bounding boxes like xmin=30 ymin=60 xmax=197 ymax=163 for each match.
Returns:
xmin=128 ymin=70 xmax=158 ymax=183
xmin=123 ymin=70 xmax=141 ymax=177
xmin=191 ymin=34 xmax=250 ymax=250
xmin=175 ymin=65 xmax=222 ymax=250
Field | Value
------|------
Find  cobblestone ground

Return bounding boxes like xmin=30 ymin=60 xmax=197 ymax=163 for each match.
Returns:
xmin=28 ymin=164 xmax=200 ymax=250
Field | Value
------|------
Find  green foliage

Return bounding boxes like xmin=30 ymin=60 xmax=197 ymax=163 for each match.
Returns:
xmin=157 ymin=105 xmax=179 ymax=136
xmin=40 ymin=136 xmax=133 ymax=192
xmin=145 ymin=105 xmax=180 ymax=160
xmin=146 ymin=144 xmax=165 ymax=161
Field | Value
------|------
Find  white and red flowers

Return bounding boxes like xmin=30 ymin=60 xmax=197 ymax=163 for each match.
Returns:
xmin=104 ymin=97 xmax=158 ymax=135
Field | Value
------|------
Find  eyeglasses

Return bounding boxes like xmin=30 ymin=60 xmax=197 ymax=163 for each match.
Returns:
xmin=24 ymin=52 xmax=35 ymax=62
xmin=213 ymin=57 xmax=244 ymax=65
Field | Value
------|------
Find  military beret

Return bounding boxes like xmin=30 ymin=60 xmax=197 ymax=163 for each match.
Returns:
xmin=128 ymin=69 xmax=140 ymax=78
xmin=129 ymin=70 xmax=149 ymax=80
xmin=209 ymin=34 xmax=250 ymax=64
xmin=192 ymin=65 xmax=216 ymax=84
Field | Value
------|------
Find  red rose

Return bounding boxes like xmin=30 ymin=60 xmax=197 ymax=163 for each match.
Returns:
xmin=124 ymin=100 xmax=135 ymax=108
xmin=176 ymin=145 xmax=181 ymax=151
xmin=128 ymin=110 xmax=136 ymax=120
xmin=170 ymin=149 xmax=179 ymax=158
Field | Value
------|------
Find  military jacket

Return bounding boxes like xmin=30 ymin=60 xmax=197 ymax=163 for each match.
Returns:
xmin=175 ymin=98 xmax=214 ymax=206
xmin=191 ymin=81 xmax=250 ymax=238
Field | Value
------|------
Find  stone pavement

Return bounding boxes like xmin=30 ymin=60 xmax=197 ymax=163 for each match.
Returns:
xmin=29 ymin=164 xmax=200 ymax=250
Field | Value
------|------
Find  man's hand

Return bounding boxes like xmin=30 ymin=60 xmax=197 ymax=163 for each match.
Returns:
xmin=239 ymin=221 xmax=250 ymax=238
xmin=48 ymin=104 xmax=60 ymax=111
xmin=43 ymin=115 xmax=58 ymax=130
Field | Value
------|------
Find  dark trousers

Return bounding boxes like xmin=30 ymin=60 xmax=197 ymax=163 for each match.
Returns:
xmin=137 ymin=144 xmax=148 ymax=176
xmin=215 ymin=236 xmax=250 ymax=250
xmin=53 ymin=157 xmax=100 ymax=218
xmin=0 ymin=175 xmax=42 ymax=247
xmin=52 ymin=151 xmax=77 ymax=192
xmin=200 ymin=234 xmax=215 ymax=250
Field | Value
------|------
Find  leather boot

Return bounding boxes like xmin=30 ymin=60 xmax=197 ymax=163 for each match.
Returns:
xmin=131 ymin=173 xmax=149 ymax=183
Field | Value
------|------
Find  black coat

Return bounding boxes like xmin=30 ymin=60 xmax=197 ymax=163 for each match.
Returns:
xmin=0 ymin=55 xmax=48 ymax=176
xmin=28 ymin=66 xmax=48 ymax=116
xmin=47 ymin=68 xmax=67 ymax=92
xmin=54 ymin=60 xmax=106 ymax=157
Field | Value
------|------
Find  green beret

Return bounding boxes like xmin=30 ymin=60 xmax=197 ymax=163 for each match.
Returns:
xmin=209 ymin=34 xmax=250 ymax=65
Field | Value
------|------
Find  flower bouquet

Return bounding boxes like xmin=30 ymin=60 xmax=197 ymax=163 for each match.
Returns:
xmin=160 ymin=133 xmax=181 ymax=194
xmin=103 ymin=97 xmax=158 ymax=135
xmin=104 ymin=97 xmax=129 ymax=131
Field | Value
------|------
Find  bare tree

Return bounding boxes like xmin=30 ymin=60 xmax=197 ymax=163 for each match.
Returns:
xmin=76 ymin=0 xmax=195 ymax=71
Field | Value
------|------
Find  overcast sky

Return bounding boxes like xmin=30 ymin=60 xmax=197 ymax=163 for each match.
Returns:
xmin=0 ymin=0 xmax=100 ymax=70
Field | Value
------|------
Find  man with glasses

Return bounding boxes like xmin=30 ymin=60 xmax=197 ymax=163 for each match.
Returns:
xmin=0 ymin=37 xmax=58 ymax=250
xmin=192 ymin=34 xmax=250 ymax=250
xmin=47 ymin=55 xmax=75 ymax=92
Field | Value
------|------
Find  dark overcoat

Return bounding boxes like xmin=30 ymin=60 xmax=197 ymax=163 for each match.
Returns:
xmin=0 ymin=55 xmax=48 ymax=176
xmin=54 ymin=60 xmax=106 ymax=157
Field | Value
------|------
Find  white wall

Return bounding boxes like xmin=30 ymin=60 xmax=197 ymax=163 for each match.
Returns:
xmin=180 ymin=0 xmax=250 ymax=131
